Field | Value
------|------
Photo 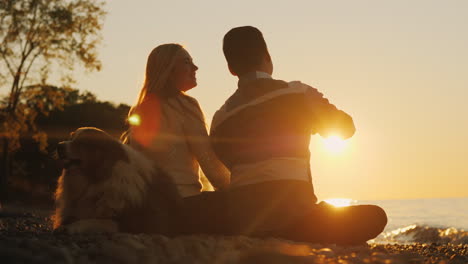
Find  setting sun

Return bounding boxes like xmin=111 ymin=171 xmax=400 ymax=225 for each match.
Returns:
xmin=324 ymin=198 xmax=354 ymax=207
xmin=322 ymin=135 xmax=348 ymax=154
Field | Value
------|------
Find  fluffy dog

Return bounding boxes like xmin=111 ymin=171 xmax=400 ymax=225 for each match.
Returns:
xmin=54 ymin=127 xmax=182 ymax=234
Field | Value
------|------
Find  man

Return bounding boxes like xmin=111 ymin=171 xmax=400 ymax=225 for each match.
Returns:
xmin=210 ymin=26 xmax=387 ymax=244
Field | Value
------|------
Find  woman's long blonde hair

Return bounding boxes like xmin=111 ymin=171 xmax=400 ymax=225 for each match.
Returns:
xmin=121 ymin=44 xmax=183 ymax=143
xmin=136 ymin=43 xmax=184 ymax=104
xmin=122 ymin=43 xmax=203 ymax=144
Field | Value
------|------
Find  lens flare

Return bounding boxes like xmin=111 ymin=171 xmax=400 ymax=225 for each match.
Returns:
xmin=128 ymin=114 xmax=141 ymax=126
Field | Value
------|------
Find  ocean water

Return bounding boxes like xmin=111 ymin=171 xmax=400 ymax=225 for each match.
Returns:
xmin=356 ymin=197 xmax=468 ymax=244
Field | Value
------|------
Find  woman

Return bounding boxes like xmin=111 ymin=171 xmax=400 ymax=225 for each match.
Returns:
xmin=122 ymin=44 xmax=230 ymax=198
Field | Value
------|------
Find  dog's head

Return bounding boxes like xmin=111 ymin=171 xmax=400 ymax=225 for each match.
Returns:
xmin=54 ymin=127 xmax=160 ymax=230
xmin=57 ymin=127 xmax=129 ymax=182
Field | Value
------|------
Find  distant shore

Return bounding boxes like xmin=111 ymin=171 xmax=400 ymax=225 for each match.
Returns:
xmin=0 ymin=206 xmax=466 ymax=264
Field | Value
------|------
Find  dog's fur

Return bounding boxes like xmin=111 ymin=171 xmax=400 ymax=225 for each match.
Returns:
xmin=53 ymin=127 xmax=182 ymax=234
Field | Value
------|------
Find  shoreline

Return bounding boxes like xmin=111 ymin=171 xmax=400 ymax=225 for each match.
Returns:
xmin=1 ymin=208 xmax=467 ymax=263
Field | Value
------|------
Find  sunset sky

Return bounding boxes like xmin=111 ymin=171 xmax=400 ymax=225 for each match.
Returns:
xmin=73 ymin=0 xmax=468 ymax=200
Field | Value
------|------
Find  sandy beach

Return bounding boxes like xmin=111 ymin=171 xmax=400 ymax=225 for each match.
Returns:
xmin=0 ymin=206 xmax=466 ymax=264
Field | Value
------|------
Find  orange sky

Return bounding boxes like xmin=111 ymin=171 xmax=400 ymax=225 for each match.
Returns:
xmin=71 ymin=0 xmax=467 ymax=200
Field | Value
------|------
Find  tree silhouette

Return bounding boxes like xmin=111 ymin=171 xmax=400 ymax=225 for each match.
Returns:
xmin=0 ymin=0 xmax=106 ymax=200
xmin=8 ymin=87 xmax=130 ymax=204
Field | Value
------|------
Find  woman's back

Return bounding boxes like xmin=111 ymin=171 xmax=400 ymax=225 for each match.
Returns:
xmin=129 ymin=94 xmax=229 ymax=197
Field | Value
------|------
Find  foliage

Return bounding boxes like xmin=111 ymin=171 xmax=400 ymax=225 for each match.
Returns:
xmin=38 ymin=96 xmax=130 ymax=138
xmin=0 ymin=0 xmax=106 ymax=152
xmin=0 ymin=84 xmax=99 ymax=152
xmin=0 ymin=0 xmax=106 ymax=196
xmin=7 ymin=88 xmax=130 ymax=203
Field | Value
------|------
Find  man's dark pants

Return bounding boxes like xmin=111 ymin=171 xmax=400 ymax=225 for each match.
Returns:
xmin=181 ymin=180 xmax=387 ymax=245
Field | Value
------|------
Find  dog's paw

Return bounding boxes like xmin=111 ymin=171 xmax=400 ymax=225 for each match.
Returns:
xmin=62 ymin=219 xmax=119 ymax=234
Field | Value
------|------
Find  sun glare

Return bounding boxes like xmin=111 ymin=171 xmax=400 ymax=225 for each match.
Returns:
xmin=324 ymin=198 xmax=354 ymax=207
xmin=128 ymin=114 xmax=141 ymax=126
xmin=322 ymin=135 xmax=348 ymax=154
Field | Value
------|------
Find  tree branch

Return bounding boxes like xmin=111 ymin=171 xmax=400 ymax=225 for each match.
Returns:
xmin=19 ymin=49 xmax=42 ymax=90
xmin=11 ymin=43 xmax=37 ymax=111
xmin=25 ymin=0 xmax=40 ymax=52
xmin=17 ymin=0 xmax=42 ymax=90
xmin=0 ymin=49 xmax=15 ymax=77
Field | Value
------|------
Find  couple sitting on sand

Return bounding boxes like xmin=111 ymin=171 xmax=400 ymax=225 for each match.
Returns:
xmin=123 ymin=26 xmax=387 ymax=245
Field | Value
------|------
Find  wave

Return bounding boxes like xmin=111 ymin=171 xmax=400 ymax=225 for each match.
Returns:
xmin=375 ymin=225 xmax=468 ymax=244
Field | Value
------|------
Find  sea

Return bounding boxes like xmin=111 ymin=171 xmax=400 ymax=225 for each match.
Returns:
xmin=353 ymin=197 xmax=468 ymax=244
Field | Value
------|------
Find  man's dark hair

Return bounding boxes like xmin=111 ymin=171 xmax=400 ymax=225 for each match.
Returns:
xmin=223 ymin=26 xmax=270 ymax=76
